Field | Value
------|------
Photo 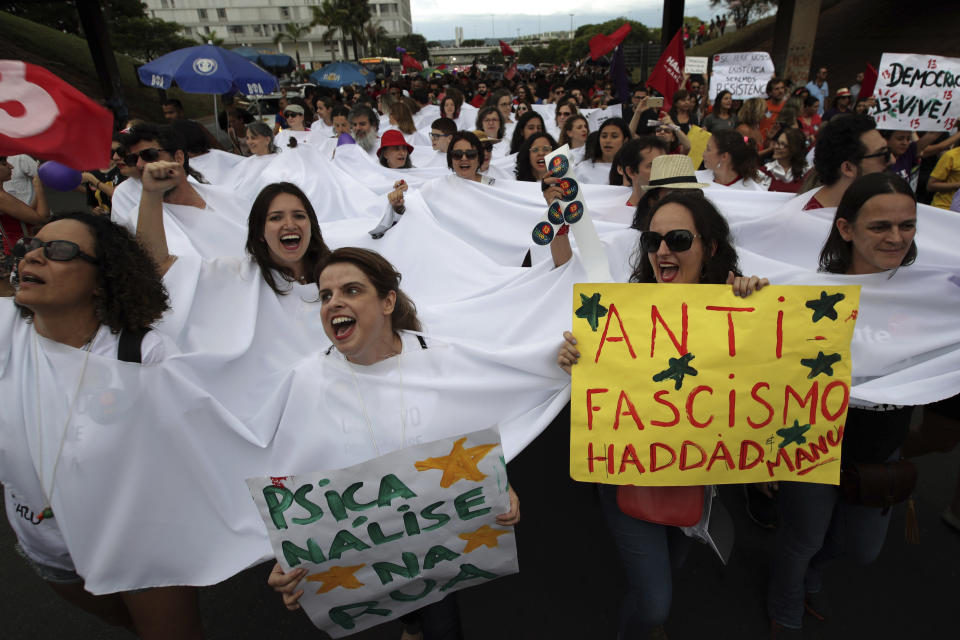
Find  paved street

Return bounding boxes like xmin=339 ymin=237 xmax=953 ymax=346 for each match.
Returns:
xmin=1 ymin=406 xmax=958 ymax=639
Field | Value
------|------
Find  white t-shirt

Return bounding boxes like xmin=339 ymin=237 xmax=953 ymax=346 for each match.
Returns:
xmin=4 ymin=326 xmax=169 ymax=571
xmin=2 ymin=155 xmax=38 ymax=205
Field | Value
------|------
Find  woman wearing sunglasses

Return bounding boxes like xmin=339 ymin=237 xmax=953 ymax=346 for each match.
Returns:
xmin=1 ymin=212 xmax=204 ymax=639
xmin=274 ymin=103 xmax=312 ymax=151
xmin=767 ymin=173 xmax=918 ymax=638
xmin=555 ymin=192 xmax=768 ymax=639
xmin=446 ymin=131 xmax=495 ymax=185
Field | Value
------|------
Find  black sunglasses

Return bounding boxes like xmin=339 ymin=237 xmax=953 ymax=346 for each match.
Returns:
xmin=284 ymin=111 xmax=303 ymax=118
xmin=640 ymin=229 xmax=702 ymax=253
xmin=14 ymin=237 xmax=99 ymax=264
xmin=451 ymin=149 xmax=479 ymax=160
xmin=861 ymin=147 xmax=892 ymax=162
xmin=123 ymin=147 xmax=163 ymax=166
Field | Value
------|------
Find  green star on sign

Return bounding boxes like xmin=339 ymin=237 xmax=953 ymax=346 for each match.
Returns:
xmin=805 ymin=290 xmax=846 ymax=322
xmin=800 ymin=351 xmax=842 ymax=378
xmin=777 ymin=420 xmax=811 ymax=448
xmin=652 ymin=352 xmax=698 ymax=391
xmin=575 ymin=292 xmax=608 ymax=331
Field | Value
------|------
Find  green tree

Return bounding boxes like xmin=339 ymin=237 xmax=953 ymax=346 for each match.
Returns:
xmin=379 ymin=33 xmax=429 ymax=60
xmin=310 ymin=0 xmax=348 ymax=61
xmin=709 ymin=0 xmax=778 ymax=29
xmin=273 ymin=22 xmax=312 ymax=68
xmin=111 ymin=15 xmax=194 ymax=60
xmin=196 ymin=29 xmax=225 ymax=46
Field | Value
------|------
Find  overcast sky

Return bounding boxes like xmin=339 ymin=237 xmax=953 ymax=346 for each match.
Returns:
xmin=409 ymin=0 xmax=723 ymax=41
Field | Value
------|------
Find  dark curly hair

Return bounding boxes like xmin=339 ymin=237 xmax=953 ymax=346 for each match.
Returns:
xmin=509 ymin=111 xmax=546 ymax=154
xmin=629 ymin=192 xmax=740 ymax=284
xmin=515 ymin=132 xmax=557 ymax=182
xmin=246 ymin=182 xmax=331 ymax=294
xmin=610 ymin=136 xmax=668 ymax=186
xmin=818 ymin=173 xmax=917 ymax=274
xmin=773 ymin=127 xmax=809 ymax=178
xmin=123 ymin=122 xmax=207 ymax=184
xmin=16 ymin=212 xmax=170 ymax=332
xmin=317 ymin=247 xmax=422 ymax=332
xmin=813 ymin=113 xmax=876 ymax=186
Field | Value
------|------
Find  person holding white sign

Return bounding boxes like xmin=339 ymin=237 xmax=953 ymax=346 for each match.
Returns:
xmin=267 ymin=248 xmax=521 ymax=639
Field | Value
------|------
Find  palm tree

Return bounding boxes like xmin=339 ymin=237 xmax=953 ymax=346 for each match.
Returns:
xmin=196 ymin=30 xmax=225 ymax=46
xmin=273 ymin=22 xmax=312 ymax=68
xmin=364 ymin=21 xmax=389 ymax=57
xmin=311 ymin=0 xmax=348 ymax=61
xmin=344 ymin=0 xmax=372 ymax=59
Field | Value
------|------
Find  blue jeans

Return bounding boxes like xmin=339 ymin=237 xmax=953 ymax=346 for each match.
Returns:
xmin=597 ymin=484 xmax=691 ymax=639
xmin=766 ymin=480 xmax=893 ymax=628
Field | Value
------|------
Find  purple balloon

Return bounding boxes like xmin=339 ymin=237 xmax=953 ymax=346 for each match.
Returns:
xmin=336 ymin=133 xmax=356 ymax=146
xmin=38 ymin=161 xmax=82 ymax=192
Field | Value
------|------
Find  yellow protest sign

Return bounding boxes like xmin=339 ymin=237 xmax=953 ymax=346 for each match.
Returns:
xmin=570 ymin=283 xmax=860 ymax=486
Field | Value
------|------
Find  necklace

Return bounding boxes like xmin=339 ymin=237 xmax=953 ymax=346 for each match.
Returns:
xmin=345 ymin=344 xmax=408 ymax=457
xmin=32 ymin=327 xmax=97 ymax=521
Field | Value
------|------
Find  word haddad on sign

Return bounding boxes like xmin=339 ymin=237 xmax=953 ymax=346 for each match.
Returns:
xmin=570 ymin=284 xmax=860 ymax=486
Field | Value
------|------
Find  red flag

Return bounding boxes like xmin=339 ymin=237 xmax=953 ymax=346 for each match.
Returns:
xmin=0 ymin=60 xmax=112 ymax=170
xmin=401 ymin=53 xmax=423 ymax=73
xmin=646 ymin=30 xmax=685 ymax=112
xmin=499 ymin=40 xmax=517 ymax=57
xmin=437 ymin=64 xmax=448 ymax=70
xmin=504 ymin=62 xmax=518 ymax=81
xmin=589 ymin=23 xmax=631 ymax=61
xmin=860 ymin=62 xmax=878 ymax=99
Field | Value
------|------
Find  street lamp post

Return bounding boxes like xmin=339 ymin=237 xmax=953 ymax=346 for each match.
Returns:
xmin=569 ymin=14 xmax=574 ymax=40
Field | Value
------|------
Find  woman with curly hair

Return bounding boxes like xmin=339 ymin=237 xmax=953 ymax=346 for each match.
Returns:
xmin=2 ymin=211 xmax=204 ymax=639
xmin=762 ymin=128 xmax=809 ymax=193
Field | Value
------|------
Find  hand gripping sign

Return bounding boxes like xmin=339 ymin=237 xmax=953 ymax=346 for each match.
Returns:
xmin=247 ymin=428 xmax=517 ymax=638
xmin=570 ymin=283 xmax=860 ymax=486
xmin=0 ymin=61 xmax=114 ymax=170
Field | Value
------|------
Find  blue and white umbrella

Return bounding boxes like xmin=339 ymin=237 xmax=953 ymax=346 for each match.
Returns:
xmin=138 ymin=44 xmax=278 ymax=96
xmin=308 ymin=61 xmax=374 ymax=88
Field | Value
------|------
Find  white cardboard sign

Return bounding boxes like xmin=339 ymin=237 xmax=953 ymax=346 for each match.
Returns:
xmin=870 ymin=53 xmax=960 ymax=132
xmin=709 ymin=52 xmax=775 ymax=100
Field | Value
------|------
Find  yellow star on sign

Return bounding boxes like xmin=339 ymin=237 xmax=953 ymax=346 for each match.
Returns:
xmin=414 ymin=437 xmax=497 ymax=488
xmin=459 ymin=524 xmax=511 ymax=553
xmin=305 ymin=564 xmax=366 ymax=594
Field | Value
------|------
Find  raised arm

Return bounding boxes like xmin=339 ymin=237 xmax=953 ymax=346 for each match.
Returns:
xmin=0 ymin=188 xmax=46 ymax=226
xmin=137 ymin=160 xmax=179 ymax=274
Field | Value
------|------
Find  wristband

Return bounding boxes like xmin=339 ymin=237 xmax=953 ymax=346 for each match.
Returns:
xmin=556 ymin=223 xmax=570 ymax=236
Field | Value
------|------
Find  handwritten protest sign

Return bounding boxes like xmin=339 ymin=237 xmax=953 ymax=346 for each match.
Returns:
xmin=870 ymin=53 xmax=960 ymax=132
xmin=709 ymin=52 xmax=775 ymax=100
xmin=685 ymin=56 xmax=708 ymax=75
xmin=570 ymin=284 xmax=860 ymax=486
xmin=247 ymin=428 xmax=516 ymax=638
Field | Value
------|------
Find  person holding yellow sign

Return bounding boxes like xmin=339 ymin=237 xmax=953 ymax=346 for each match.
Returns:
xmin=767 ymin=173 xmax=919 ymax=639
xmin=556 ymin=192 xmax=768 ymax=640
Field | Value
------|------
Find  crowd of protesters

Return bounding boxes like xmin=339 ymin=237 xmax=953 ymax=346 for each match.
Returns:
xmin=2 ymin=46 xmax=960 ymax=640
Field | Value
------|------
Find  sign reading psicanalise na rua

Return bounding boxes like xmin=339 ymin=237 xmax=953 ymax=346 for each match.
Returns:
xmin=247 ymin=427 xmax=517 ymax=638
xmin=571 ymin=284 xmax=860 ymax=486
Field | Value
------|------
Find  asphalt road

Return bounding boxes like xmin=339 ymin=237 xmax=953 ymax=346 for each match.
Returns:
xmin=1 ymin=407 xmax=958 ymax=640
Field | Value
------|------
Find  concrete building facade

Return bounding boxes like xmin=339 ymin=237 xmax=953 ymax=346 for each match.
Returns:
xmin=143 ymin=0 xmax=412 ymax=67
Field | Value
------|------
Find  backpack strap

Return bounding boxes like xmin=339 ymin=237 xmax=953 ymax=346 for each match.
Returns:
xmin=117 ymin=327 xmax=150 ymax=363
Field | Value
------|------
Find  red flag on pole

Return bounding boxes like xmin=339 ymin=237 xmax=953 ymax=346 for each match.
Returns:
xmin=646 ymin=30 xmax=685 ymax=112
xmin=859 ymin=63 xmax=878 ymax=99
xmin=401 ymin=52 xmax=423 ymax=73
xmin=504 ymin=62 xmax=518 ymax=81
xmin=589 ymin=23 xmax=631 ymax=61
xmin=0 ymin=60 xmax=113 ymax=170
xmin=499 ymin=40 xmax=517 ymax=57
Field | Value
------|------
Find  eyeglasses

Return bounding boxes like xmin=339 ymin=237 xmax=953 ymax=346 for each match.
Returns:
xmin=13 ymin=237 xmax=99 ymax=264
xmin=123 ymin=147 xmax=163 ymax=166
xmin=429 ymin=132 xmax=451 ymax=139
xmin=530 ymin=145 xmax=553 ymax=154
xmin=771 ymin=140 xmax=788 ymax=148
xmin=862 ymin=147 xmax=892 ymax=162
xmin=111 ymin=147 xmax=125 ymax=157
xmin=482 ymin=117 xmax=500 ymax=125
xmin=284 ymin=111 xmax=303 ymax=118
xmin=450 ymin=149 xmax=479 ymax=160
xmin=482 ymin=143 xmax=494 ymax=152
xmin=640 ymin=229 xmax=702 ymax=253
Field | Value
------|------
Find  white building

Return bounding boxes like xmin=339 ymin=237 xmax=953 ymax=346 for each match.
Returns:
xmin=143 ymin=0 xmax=412 ymax=68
